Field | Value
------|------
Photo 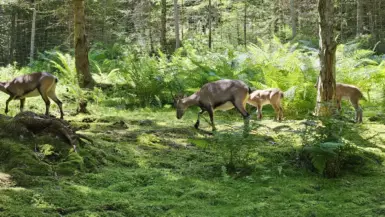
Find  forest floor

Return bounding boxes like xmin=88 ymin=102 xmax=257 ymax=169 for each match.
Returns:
xmin=0 ymin=102 xmax=385 ymax=217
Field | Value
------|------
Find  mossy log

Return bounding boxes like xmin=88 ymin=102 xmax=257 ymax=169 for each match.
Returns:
xmin=0 ymin=111 xmax=92 ymax=151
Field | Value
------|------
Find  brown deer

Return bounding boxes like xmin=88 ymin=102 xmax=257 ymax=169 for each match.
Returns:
xmin=314 ymin=79 xmax=365 ymax=123
xmin=335 ymin=83 xmax=365 ymax=123
xmin=174 ymin=79 xmax=251 ymax=131
xmin=0 ymin=72 xmax=64 ymax=119
xmin=247 ymin=88 xmax=284 ymax=121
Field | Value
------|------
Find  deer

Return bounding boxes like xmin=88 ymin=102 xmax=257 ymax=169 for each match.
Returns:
xmin=247 ymin=88 xmax=284 ymax=121
xmin=335 ymin=83 xmax=365 ymax=123
xmin=174 ymin=79 xmax=251 ymax=132
xmin=314 ymin=79 xmax=365 ymax=123
xmin=0 ymin=72 xmax=64 ymax=119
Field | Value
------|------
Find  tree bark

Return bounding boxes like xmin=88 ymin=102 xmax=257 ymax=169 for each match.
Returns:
xmin=9 ymin=8 xmax=17 ymax=63
xmin=315 ymin=0 xmax=337 ymax=117
xmin=243 ymin=1 xmax=247 ymax=47
xmin=290 ymin=0 xmax=297 ymax=39
xmin=208 ymin=0 xmax=212 ymax=49
xmin=73 ymin=0 xmax=94 ymax=88
xmin=356 ymin=0 xmax=363 ymax=36
xmin=174 ymin=0 xmax=180 ymax=50
xmin=160 ymin=0 xmax=167 ymax=52
xmin=181 ymin=0 xmax=184 ymax=40
xmin=30 ymin=2 xmax=37 ymax=64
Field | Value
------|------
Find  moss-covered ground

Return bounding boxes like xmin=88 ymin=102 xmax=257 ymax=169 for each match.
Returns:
xmin=0 ymin=99 xmax=385 ymax=217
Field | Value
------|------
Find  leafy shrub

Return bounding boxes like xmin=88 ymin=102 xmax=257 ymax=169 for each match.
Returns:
xmin=300 ymin=117 xmax=360 ymax=178
xmin=211 ymin=131 xmax=261 ymax=177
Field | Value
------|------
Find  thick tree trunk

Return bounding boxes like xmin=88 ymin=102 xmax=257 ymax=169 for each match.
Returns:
xmin=356 ymin=0 xmax=363 ymax=36
xmin=174 ymin=0 xmax=180 ymax=50
xmin=315 ymin=0 xmax=337 ymax=117
xmin=208 ymin=0 xmax=212 ymax=49
xmin=30 ymin=3 xmax=37 ymax=64
xmin=73 ymin=0 xmax=94 ymax=88
xmin=160 ymin=0 xmax=167 ymax=52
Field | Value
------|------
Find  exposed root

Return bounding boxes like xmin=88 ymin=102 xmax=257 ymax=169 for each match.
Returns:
xmin=0 ymin=111 xmax=93 ymax=151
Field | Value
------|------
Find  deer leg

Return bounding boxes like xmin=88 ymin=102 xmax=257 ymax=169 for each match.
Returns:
xmin=272 ymin=104 xmax=280 ymax=121
xmin=233 ymin=99 xmax=251 ymax=134
xmin=194 ymin=110 xmax=205 ymax=129
xmin=38 ymin=88 xmax=51 ymax=116
xmin=48 ymin=91 xmax=64 ymax=119
xmin=336 ymin=99 xmax=342 ymax=113
xmin=256 ymin=105 xmax=263 ymax=120
xmin=5 ymin=95 xmax=15 ymax=114
xmin=279 ymin=105 xmax=284 ymax=121
xmin=207 ymin=107 xmax=216 ymax=131
xmin=20 ymin=98 xmax=26 ymax=113
xmin=351 ymin=100 xmax=363 ymax=123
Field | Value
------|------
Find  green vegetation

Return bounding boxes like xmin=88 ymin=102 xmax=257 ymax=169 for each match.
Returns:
xmin=0 ymin=106 xmax=385 ymax=216
xmin=0 ymin=37 xmax=385 ymax=216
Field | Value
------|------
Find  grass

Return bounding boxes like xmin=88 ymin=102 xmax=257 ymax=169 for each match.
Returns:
xmin=0 ymin=87 xmax=385 ymax=216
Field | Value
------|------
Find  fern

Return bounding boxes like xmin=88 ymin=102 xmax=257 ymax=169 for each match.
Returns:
xmin=304 ymin=142 xmax=344 ymax=174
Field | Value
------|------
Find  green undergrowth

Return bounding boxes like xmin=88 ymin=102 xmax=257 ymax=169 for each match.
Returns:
xmin=0 ymin=106 xmax=385 ymax=217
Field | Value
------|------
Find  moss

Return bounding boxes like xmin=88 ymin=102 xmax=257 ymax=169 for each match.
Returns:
xmin=55 ymin=152 xmax=84 ymax=175
xmin=0 ymin=109 xmax=385 ymax=216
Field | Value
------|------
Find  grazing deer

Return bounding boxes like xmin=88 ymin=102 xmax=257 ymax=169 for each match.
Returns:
xmin=335 ymin=83 xmax=365 ymax=123
xmin=0 ymin=72 xmax=64 ymax=119
xmin=247 ymin=88 xmax=284 ymax=121
xmin=314 ymin=79 xmax=365 ymax=123
xmin=174 ymin=79 xmax=251 ymax=131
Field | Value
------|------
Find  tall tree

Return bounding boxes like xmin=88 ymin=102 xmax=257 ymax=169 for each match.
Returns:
xmin=160 ymin=0 xmax=167 ymax=52
xmin=290 ymin=0 xmax=297 ymax=39
xmin=30 ymin=1 xmax=37 ymax=63
xmin=315 ymin=0 xmax=337 ymax=116
xmin=208 ymin=0 xmax=212 ymax=49
xmin=243 ymin=1 xmax=247 ymax=47
xmin=174 ymin=0 xmax=180 ymax=49
xmin=73 ymin=0 xmax=94 ymax=88
xmin=356 ymin=0 xmax=363 ymax=36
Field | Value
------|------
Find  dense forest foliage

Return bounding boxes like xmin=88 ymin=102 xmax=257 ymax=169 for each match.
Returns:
xmin=0 ymin=0 xmax=385 ymax=216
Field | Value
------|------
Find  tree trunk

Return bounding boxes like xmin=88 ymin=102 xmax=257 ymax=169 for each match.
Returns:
xmin=9 ymin=8 xmax=16 ymax=63
xmin=339 ymin=0 xmax=344 ymax=42
xmin=73 ymin=0 xmax=94 ymax=88
xmin=208 ymin=0 xmax=212 ymax=49
xmin=315 ymin=0 xmax=337 ymax=117
xmin=356 ymin=0 xmax=363 ymax=37
xmin=30 ymin=2 xmax=37 ymax=64
xmin=243 ymin=1 xmax=247 ymax=47
xmin=237 ymin=11 xmax=240 ymax=45
xmin=160 ymin=0 xmax=167 ymax=52
xmin=290 ymin=0 xmax=297 ymax=39
xmin=181 ymin=0 xmax=184 ymax=40
xmin=174 ymin=0 xmax=180 ymax=50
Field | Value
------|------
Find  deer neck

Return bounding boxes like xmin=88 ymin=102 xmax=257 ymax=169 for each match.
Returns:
xmin=0 ymin=82 xmax=8 ymax=94
xmin=182 ymin=92 xmax=200 ymax=108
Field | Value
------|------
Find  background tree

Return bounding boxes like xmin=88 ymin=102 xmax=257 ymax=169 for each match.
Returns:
xmin=160 ymin=0 xmax=167 ymax=52
xmin=174 ymin=0 xmax=180 ymax=49
xmin=73 ymin=0 xmax=93 ymax=88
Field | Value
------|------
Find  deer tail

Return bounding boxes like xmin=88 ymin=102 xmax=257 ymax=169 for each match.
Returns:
xmin=280 ymin=91 xmax=284 ymax=99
